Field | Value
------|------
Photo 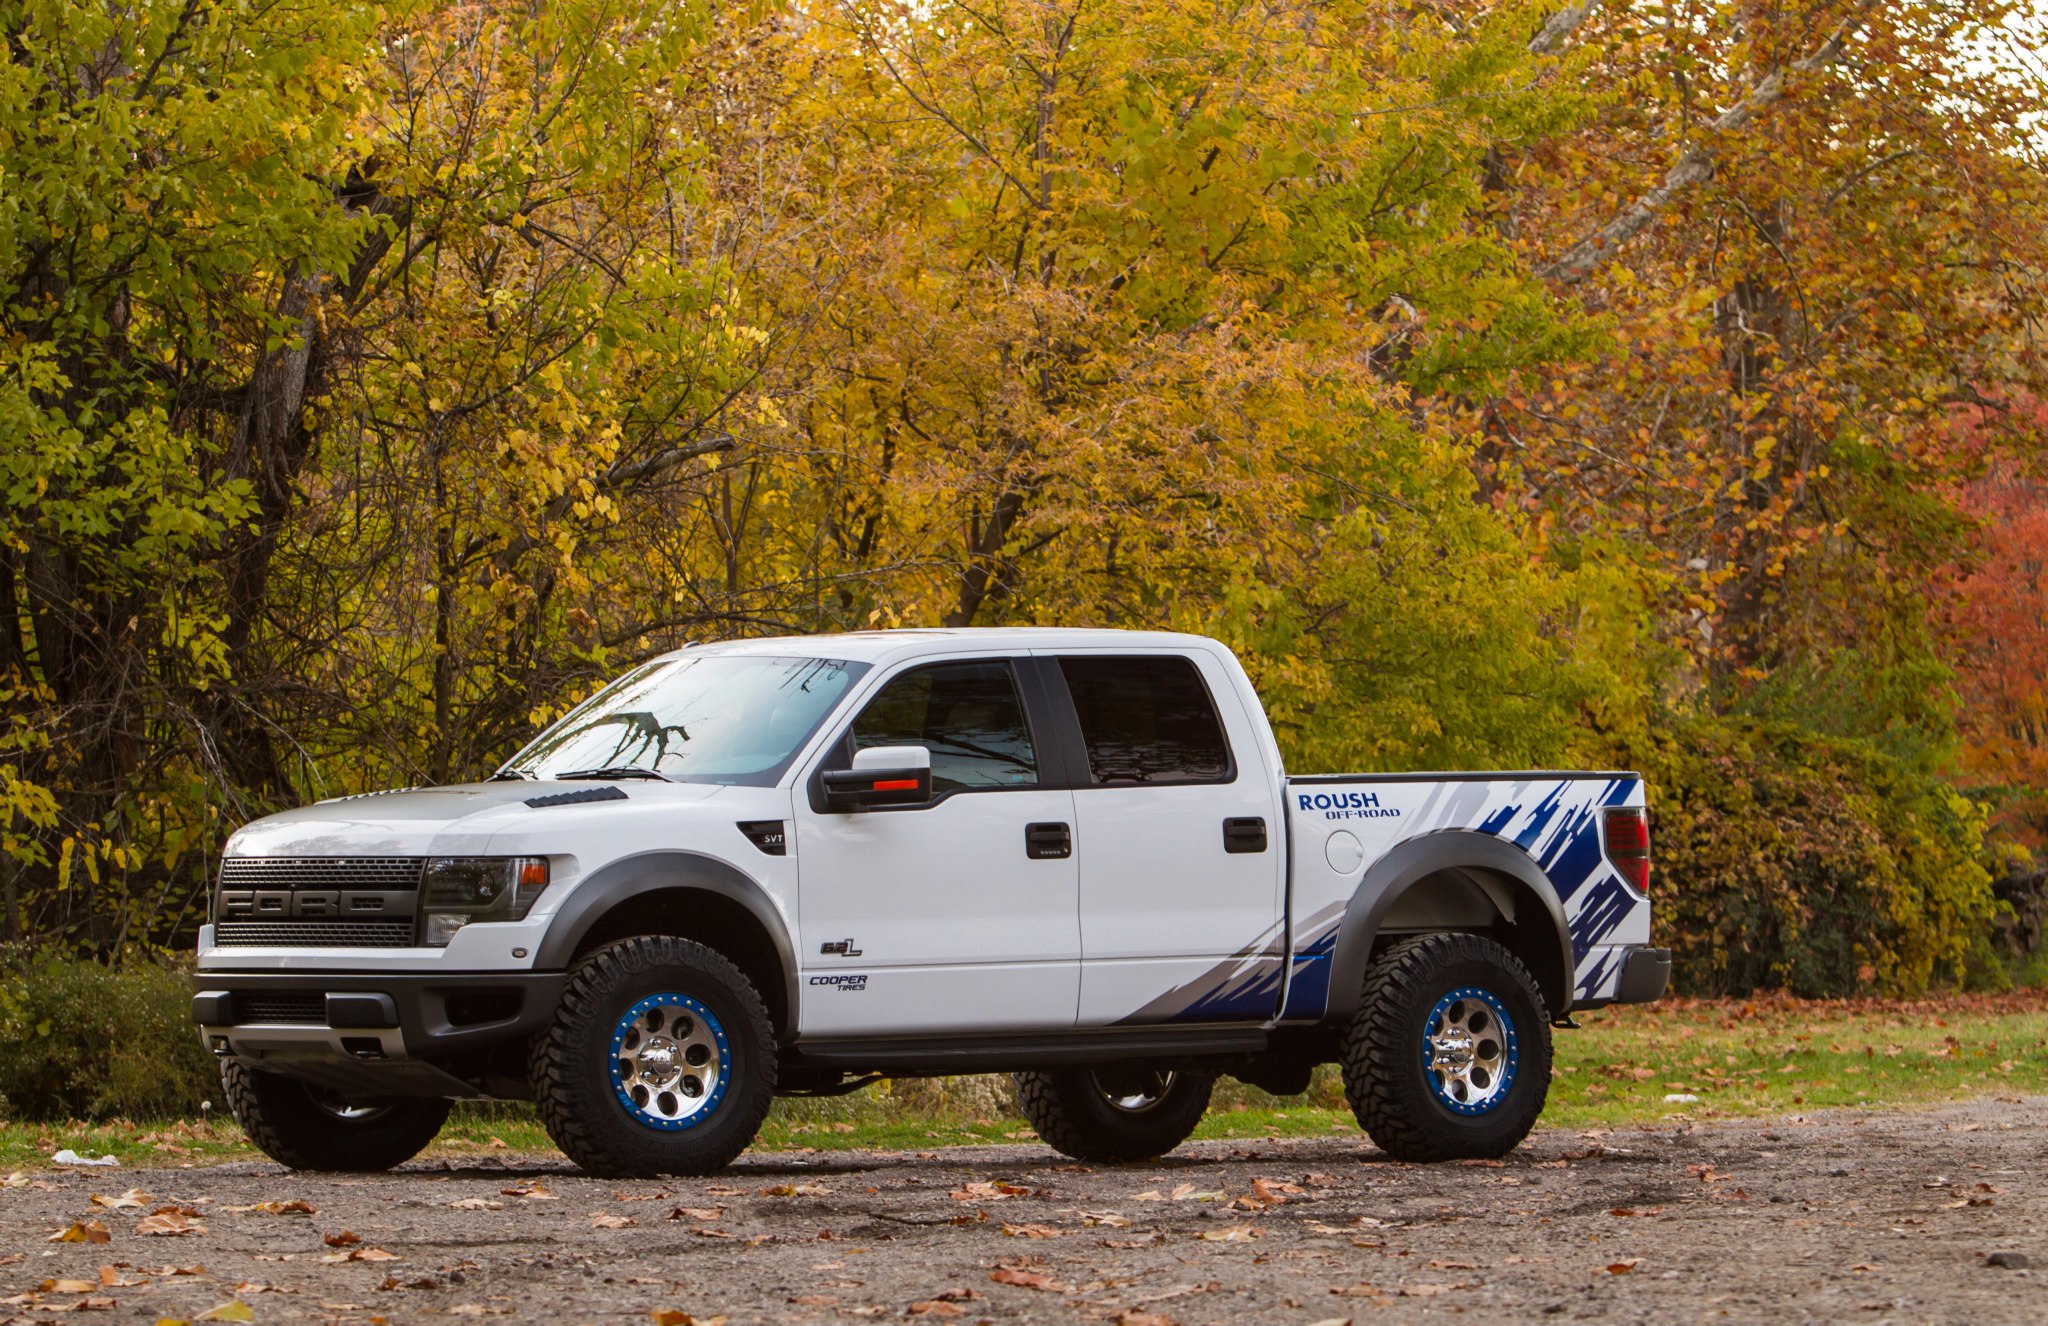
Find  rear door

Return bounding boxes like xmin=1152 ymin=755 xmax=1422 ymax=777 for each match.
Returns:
xmin=1046 ymin=650 xmax=1286 ymax=1025
xmin=792 ymin=656 xmax=1080 ymax=1037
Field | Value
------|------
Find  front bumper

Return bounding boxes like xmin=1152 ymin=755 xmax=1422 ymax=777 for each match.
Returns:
xmin=192 ymin=970 xmax=564 ymax=1099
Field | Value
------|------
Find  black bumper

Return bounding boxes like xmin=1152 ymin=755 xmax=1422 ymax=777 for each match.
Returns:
xmin=191 ymin=970 xmax=564 ymax=1061
xmin=1614 ymin=946 xmax=1672 ymax=1004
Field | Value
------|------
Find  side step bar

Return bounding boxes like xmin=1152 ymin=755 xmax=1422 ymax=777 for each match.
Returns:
xmin=788 ymin=1026 xmax=1271 ymax=1075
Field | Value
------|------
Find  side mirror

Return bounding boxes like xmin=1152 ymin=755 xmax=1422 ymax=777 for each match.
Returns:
xmin=822 ymin=745 xmax=933 ymax=811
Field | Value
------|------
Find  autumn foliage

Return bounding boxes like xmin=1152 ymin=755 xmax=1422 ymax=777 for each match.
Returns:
xmin=2 ymin=0 xmax=2046 ymax=992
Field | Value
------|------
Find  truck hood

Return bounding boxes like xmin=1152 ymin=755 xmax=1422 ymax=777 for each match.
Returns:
xmin=224 ymin=780 xmax=728 ymax=858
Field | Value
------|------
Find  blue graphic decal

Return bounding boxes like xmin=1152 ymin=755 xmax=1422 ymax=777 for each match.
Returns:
xmin=1567 ymin=876 xmax=1636 ymax=962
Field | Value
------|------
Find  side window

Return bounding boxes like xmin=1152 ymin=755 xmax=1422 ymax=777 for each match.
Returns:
xmin=848 ymin=661 xmax=1039 ymax=793
xmin=1058 ymin=655 xmax=1233 ymax=786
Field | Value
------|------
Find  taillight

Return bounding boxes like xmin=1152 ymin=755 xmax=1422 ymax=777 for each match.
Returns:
xmin=1603 ymin=805 xmax=1650 ymax=893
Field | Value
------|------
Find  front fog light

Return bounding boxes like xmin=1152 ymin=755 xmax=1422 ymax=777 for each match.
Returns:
xmin=421 ymin=857 xmax=548 ymax=946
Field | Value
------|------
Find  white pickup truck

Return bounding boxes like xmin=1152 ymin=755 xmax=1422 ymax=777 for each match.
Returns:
xmin=193 ymin=629 xmax=1667 ymax=1176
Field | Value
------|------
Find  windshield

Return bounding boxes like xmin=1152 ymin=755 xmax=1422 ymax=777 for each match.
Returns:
xmin=503 ymin=654 xmax=868 ymax=786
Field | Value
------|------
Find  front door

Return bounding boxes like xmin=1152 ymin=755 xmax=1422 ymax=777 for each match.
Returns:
xmin=793 ymin=658 xmax=1080 ymax=1038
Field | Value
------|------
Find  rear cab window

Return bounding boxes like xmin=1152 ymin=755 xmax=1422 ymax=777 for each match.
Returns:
xmin=1055 ymin=655 xmax=1234 ymax=786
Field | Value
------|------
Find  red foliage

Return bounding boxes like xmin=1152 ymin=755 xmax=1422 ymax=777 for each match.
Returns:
xmin=1945 ymin=399 xmax=2048 ymax=847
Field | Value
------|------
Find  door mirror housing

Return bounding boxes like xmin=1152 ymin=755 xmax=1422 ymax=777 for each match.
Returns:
xmin=822 ymin=745 xmax=933 ymax=811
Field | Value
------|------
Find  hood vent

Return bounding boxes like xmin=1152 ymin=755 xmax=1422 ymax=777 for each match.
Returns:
xmin=525 ymin=786 xmax=629 ymax=809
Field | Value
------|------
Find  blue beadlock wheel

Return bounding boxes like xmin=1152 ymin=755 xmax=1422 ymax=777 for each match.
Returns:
xmin=608 ymin=993 xmax=730 ymax=1131
xmin=1421 ymin=985 xmax=1520 ymax=1116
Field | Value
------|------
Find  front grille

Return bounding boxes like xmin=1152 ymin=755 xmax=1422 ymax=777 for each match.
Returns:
xmin=219 ymin=857 xmax=425 ymax=891
xmin=236 ymin=992 xmax=327 ymax=1023
xmin=214 ymin=920 xmax=418 ymax=948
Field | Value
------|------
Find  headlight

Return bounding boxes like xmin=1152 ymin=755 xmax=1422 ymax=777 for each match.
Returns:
xmin=421 ymin=857 xmax=549 ymax=946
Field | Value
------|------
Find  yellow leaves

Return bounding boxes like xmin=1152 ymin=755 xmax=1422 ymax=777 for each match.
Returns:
xmin=49 ymin=1220 xmax=113 ymax=1244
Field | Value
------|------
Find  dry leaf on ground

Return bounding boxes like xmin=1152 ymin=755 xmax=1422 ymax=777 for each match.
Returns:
xmin=135 ymin=1210 xmax=206 ymax=1237
xmin=989 ymin=1267 xmax=1071 ymax=1293
xmin=48 ymin=1221 xmax=112 ymax=1244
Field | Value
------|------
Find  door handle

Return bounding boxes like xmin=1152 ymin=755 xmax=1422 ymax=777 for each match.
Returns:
xmin=1025 ymin=822 xmax=1072 ymax=860
xmin=1223 ymin=816 xmax=1268 ymax=854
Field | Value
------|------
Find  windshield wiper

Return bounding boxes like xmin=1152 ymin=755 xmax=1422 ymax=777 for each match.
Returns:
xmin=552 ymin=765 xmax=674 ymax=782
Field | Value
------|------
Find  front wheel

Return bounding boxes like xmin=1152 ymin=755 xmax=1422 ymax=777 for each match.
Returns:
xmin=1340 ymin=933 xmax=1552 ymax=1161
xmin=221 ymin=1061 xmax=450 ymax=1172
xmin=1012 ymin=1067 xmax=1214 ymax=1163
xmin=529 ymin=936 xmax=777 ymax=1177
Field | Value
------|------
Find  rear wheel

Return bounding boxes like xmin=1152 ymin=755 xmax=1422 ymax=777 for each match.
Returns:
xmin=221 ymin=1061 xmax=449 ymax=1172
xmin=530 ymin=936 xmax=777 ymax=1177
xmin=1012 ymin=1067 xmax=1213 ymax=1163
xmin=1341 ymin=933 xmax=1552 ymax=1161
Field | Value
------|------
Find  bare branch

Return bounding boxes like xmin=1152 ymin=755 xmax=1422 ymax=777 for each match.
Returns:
xmin=1528 ymin=3 xmax=1599 ymax=57
xmin=1537 ymin=17 xmax=1860 ymax=285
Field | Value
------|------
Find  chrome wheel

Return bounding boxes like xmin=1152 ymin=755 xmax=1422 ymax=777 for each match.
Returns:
xmin=1422 ymin=985 xmax=1519 ymax=1116
xmin=609 ymin=993 xmax=730 ymax=1131
xmin=1090 ymin=1068 xmax=1178 ymax=1114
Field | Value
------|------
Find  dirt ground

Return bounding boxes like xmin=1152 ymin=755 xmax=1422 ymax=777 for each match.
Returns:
xmin=5 ymin=1097 xmax=2046 ymax=1326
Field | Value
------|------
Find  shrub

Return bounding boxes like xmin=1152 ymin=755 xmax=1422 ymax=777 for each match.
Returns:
xmin=0 ymin=950 xmax=218 ymax=1121
xmin=1617 ymin=716 xmax=2003 ymax=997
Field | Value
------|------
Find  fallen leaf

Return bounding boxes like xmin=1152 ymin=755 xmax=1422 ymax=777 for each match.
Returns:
xmin=649 ymin=1311 xmax=694 ymax=1326
xmin=590 ymin=1213 xmax=636 ymax=1229
xmin=49 ymin=1221 xmax=113 ymax=1245
xmin=446 ymin=1306 xmax=511 ymax=1316
xmin=1425 ymin=1259 xmax=1478 ymax=1270
xmin=500 ymin=1182 xmax=556 ymax=1201
xmin=319 ymin=1247 xmax=398 ymax=1264
xmin=667 ymin=1207 xmax=724 ymax=1222
xmin=447 ymin=1199 xmax=504 ymax=1212
xmin=949 ymin=1182 xmax=1025 ymax=1202
xmin=760 ymin=1183 xmax=831 ymax=1197
xmin=1606 ymin=1207 xmax=1664 ymax=1218
xmin=323 ymin=1231 xmax=363 ymax=1248
xmin=906 ymin=1303 xmax=966 ymax=1318
xmin=247 ymin=1200 xmax=316 ymax=1215
xmin=90 ymin=1190 xmax=151 ymax=1210
xmin=1000 ymin=1223 xmax=1063 ymax=1239
xmin=1195 ymin=1224 xmax=1261 ymax=1242
xmin=1079 ymin=1211 xmax=1132 ymax=1227
xmin=38 ymin=1279 xmax=100 ymax=1294
xmin=1605 ymin=1260 xmax=1641 ymax=1275
xmin=989 ymin=1267 xmax=1071 ymax=1293
xmin=136 ymin=1211 xmax=206 ymax=1237
xmin=788 ymin=1294 xmax=837 ymax=1306
xmin=195 ymin=1303 xmax=254 ymax=1323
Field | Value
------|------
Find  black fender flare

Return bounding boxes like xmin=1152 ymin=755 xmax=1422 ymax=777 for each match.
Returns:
xmin=1324 ymin=831 xmax=1574 ymax=1019
xmin=532 ymin=850 xmax=800 ymax=1028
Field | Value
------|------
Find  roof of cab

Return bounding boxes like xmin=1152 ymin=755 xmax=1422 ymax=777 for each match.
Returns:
xmin=656 ymin=627 xmax=1225 ymax=667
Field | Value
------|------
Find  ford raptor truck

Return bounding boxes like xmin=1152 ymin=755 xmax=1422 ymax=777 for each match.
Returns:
xmin=192 ymin=629 xmax=1669 ymax=1176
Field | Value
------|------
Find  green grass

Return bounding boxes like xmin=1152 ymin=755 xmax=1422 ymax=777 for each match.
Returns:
xmin=6 ymin=993 xmax=2045 ymax=1172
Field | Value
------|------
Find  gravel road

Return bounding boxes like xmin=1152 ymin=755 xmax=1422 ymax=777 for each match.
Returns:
xmin=5 ymin=1097 xmax=2045 ymax=1325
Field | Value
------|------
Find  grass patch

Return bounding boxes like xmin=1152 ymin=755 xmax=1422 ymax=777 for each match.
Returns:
xmin=6 ymin=993 xmax=2044 ymax=1171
